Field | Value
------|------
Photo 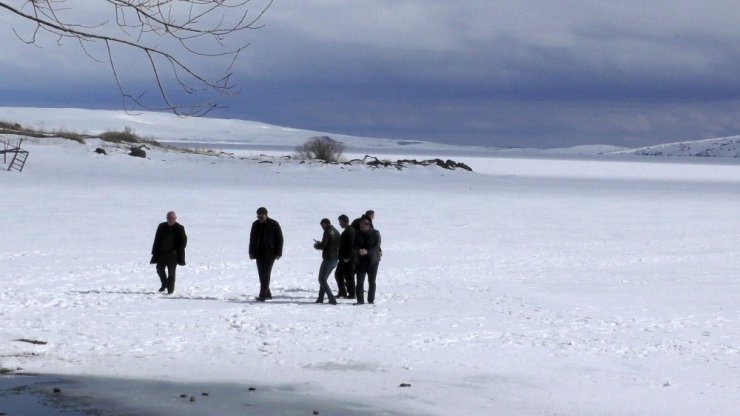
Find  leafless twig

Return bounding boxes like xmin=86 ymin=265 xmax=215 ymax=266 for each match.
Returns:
xmin=0 ymin=0 xmax=273 ymax=116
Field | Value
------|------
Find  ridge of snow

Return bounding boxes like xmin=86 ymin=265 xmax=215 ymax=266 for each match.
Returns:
xmin=614 ymin=135 xmax=740 ymax=158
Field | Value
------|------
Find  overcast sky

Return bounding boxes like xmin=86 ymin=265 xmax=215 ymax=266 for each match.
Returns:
xmin=2 ymin=1 xmax=740 ymax=148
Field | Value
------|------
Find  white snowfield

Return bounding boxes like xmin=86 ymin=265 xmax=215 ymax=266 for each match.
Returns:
xmin=1 ymin=109 xmax=739 ymax=415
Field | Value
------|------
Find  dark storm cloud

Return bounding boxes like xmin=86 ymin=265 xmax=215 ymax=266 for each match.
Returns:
xmin=3 ymin=1 xmax=740 ymax=147
xmin=217 ymin=0 xmax=740 ymax=147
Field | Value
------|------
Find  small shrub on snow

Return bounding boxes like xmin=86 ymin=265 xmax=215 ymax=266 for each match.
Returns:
xmin=100 ymin=127 xmax=140 ymax=143
xmin=295 ymin=136 xmax=344 ymax=163
xmin=54 ymin=129 xmax=86 ymax=143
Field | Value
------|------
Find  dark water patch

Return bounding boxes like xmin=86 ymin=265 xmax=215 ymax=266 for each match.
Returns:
xmin=1 ymin=374 xmax=413 ymax=415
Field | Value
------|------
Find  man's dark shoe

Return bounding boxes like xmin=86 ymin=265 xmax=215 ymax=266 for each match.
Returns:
xmin=256 ymin=297 xmax=266 ymax=302
xmin=329 ymin=299 xmax=337 ymax=305
xmin=314 ymin=299 xmax=323 ymax=304
xmin=158 ymin=286 xmax=166 ymax=292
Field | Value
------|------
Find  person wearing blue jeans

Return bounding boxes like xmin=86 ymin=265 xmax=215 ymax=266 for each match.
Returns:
xmin=313 ymin=218 xmax=340 ymax=304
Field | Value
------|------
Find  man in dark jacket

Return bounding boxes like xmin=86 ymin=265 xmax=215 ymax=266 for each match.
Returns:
xmin=334 ymin=214 xmax=355 ymax=299
xmin=353 ymin=218 xmax=381 ymax=304
xmin=249 ymin=207 xmax=284 ymax=301
xmin=150 ymin=211 xmax=187 ymax=294
xmin=313 ymin=218 xmax=340 ymax=304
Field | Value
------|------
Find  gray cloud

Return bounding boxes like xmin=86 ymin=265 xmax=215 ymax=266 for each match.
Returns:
xmin=3 ymin=1 xmax=740 ymax=147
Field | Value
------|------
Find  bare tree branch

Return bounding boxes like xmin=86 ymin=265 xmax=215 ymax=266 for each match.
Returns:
xmin=0 ymin=0 xmax=273 ymax=116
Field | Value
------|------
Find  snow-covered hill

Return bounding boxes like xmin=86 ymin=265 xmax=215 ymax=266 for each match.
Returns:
xmin=614 ymin=135 xmax=740 ymax=158
xmin=0 ymin=107 xmax=473 ymax=155
xmin=7 ymin=106 xmax=740 ymax=160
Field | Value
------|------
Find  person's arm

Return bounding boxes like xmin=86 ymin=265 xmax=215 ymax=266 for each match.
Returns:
xmin=275 ymin=221 xmax=284 ymax=259
xmin=354 ymin=232 xmax=369 ymax=256
xmin=366 ymin=231 xmax=381 ymax=258
xmin=177 ymin=224 xmax=188 ymax=265
xmin=248 ymin=222 xmax=257 ymax=259
xmin=180 ymin=225 xmax=188 ymax=249
xmin=314 ymin=229 xmax=330 ymax=250
xmin=339 ymin=229 xmax=351 ymax=261
xmin=151 ymin=223 xmax=162 ymax=255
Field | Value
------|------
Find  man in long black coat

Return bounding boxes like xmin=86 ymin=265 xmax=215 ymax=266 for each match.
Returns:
xmin=334 ymin=214 xmax=356 ymax=299
xmin=249 ymin=207 xmax=284 ymax=301
xmin=150 ymin=211 xmax=187 ymax=294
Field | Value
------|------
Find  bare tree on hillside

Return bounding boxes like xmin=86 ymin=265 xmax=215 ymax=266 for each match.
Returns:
xmin=0 ymin=0 xmax=273 ymax=116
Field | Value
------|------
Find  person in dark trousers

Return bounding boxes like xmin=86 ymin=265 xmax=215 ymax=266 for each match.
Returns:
xmin=334 ymin=214 xmax=356 ymax=299
xmin=354 ymin=218 xmax=381 ymax=305
xmin=351 ymin=210 xmax=381 ymax=284
xmin=313 ymin=218 xmax=340 ymax=304
xmin=249 ymin=207 xmax=284 ymax=301
xmin=150 ymin=211 xmax=187 ymax=294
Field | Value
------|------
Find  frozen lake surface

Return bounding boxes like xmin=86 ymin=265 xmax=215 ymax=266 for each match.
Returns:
xmin=0 ymin=108 xmax=738 ymax=415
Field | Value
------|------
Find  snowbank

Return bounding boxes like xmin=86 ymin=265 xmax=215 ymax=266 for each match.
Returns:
xmin=1 ymin=116 xmax=739 ymax=415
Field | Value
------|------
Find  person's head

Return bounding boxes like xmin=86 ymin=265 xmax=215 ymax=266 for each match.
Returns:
xmin=320 ymin=218 xmax=331 ymax=229
xmin=365 ymin=210 xmax=375 ymax=220
xmin=166 ymin=211 xmax=177 ymax=226
xmin=359 ymin=218 xmax=371 ymax=232
xmin=338 ymin=214 xmax=349 ymax=228
xmin=256 ymin=207 xmax=268 ymax=223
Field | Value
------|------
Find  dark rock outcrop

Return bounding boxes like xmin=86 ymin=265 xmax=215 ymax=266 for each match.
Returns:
xmin=356 ymin=155 xmax=473 ymax=171
xmin=129 ymin=145 xmax=147 ymax=158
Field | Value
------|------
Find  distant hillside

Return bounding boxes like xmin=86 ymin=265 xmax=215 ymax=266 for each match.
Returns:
xmin=5 ymin=106 xmax=740 ymax=160
xmin=614 ymin=135 xmax=740 ymax=158
xmin=0 ymin=107 xmax=468 ymax=155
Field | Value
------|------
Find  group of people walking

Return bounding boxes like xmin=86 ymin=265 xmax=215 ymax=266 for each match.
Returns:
xmin=150 ymin=208 xmax=381 ymax=305
xmin=313 ymin=210 xmax=382 ymax=305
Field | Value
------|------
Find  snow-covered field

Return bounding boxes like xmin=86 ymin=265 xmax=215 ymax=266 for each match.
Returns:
xmin=1 ymin=109 xmax=739 ymax=415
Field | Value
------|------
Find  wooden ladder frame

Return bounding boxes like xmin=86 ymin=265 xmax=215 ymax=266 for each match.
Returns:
xmin=1 ymin=138 xmax=29 ymax=172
